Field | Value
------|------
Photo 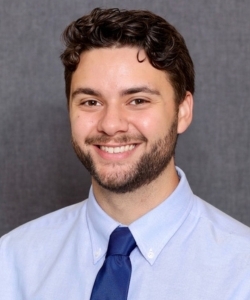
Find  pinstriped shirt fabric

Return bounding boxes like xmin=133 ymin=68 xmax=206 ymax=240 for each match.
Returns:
xmin=1 ymin=167 xmax=250 ymax=299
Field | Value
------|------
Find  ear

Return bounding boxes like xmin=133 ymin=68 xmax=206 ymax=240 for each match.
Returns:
xmin=177 ymin=92 xmax=193 ymax=134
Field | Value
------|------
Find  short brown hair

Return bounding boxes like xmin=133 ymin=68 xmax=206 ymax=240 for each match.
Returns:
xmin=60 ymin=8 xmax=195 ymax=105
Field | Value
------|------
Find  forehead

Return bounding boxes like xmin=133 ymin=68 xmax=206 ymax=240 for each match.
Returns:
xmin=70 ymin=47 xmax=174 ymax=98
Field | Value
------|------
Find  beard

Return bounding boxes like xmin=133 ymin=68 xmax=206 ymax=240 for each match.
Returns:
xmin=72 ymin=117 xmax=178 ymax=194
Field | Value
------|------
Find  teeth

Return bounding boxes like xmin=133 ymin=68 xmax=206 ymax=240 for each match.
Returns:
xmin=100 ymin=144 xmax=135 ymax=154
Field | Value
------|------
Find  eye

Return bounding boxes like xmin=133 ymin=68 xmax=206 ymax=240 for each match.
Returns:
xmin=81 ymin=100 xmax=101 ymax=106
xmin=130 ymin=98 xmax=148 ymax=105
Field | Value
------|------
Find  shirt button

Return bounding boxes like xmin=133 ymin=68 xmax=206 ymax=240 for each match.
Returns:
xmin=147 ymin=249 xmax=154 ymax=259
xmin=94 ymin=248 xmax=101 ymax=258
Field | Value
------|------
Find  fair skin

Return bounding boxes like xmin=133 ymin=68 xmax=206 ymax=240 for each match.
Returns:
xmin=69 ymin=47 xmax=193 ymax=224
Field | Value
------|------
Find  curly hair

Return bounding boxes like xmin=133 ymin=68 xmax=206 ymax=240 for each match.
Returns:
xmin=60 ymin=8 xmax=194 ymax=105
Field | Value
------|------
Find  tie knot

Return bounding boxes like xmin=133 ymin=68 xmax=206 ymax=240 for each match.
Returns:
xmin=106 ymin=227 xmax=136 ymax=257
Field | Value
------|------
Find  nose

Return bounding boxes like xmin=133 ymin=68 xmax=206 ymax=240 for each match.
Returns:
xmin=97 ymin=104 xmax=129 ymax=136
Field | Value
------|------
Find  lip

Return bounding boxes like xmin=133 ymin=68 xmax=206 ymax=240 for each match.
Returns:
xmin=93 ymin=143 xmax=140 ymax=160
xmin=99 ymin=144 xmax=136 ymax=154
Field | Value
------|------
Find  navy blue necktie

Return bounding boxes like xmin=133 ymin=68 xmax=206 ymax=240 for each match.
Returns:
xmin=90 ymin=227 xmax=136 ymax=300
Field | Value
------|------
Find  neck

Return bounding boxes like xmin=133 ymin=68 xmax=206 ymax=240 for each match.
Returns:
xmin=92 ymin=159 xmax=179 ymax=225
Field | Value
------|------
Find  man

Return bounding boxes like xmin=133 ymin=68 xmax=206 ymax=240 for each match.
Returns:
xmin=1 ymin=8 xmax=250 ymax=300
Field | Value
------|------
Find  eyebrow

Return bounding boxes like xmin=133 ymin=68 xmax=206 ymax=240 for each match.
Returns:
xmin=120 ymin=86 xmax=160 ymax=96
xmin=71 ymin=86 xmax=160 ymax=100
xmin=71 ymin=88 xmax=101 ymax=100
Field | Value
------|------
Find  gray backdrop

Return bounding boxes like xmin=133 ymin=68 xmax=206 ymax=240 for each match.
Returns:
xmin=1 ymin=0 xmax=250 ymax=236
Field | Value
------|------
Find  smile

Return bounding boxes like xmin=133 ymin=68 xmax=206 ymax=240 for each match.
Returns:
xmin=100 ymin=144 xmax=136 ymax=154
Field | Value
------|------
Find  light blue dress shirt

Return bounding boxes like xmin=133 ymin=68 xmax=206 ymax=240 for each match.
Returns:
xmin=1 ymin=167 xmax=250 ymax=299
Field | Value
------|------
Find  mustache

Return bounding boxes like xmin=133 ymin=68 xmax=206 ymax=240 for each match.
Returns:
xmin=85 ymin=134 xmax=148 ymax=145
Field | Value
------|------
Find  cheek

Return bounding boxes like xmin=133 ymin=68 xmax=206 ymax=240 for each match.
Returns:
xmin=70 ymin=113 xmax=96 ymax=139
xmin=132 ymin=111 xmax=168 ymax=137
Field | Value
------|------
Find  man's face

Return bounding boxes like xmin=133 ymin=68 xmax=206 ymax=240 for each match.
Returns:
xmin=69 ymin=47 xmax=181 ymax=193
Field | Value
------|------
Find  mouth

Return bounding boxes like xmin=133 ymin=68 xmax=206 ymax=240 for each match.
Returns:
xmin=99 ymin=144 xmax=136 ymax=154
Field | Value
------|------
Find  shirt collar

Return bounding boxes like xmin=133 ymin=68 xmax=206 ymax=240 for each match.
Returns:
xmin=129 ymin=167 xmax=194 ymax=265
xmin=86 ymin=187 xmax=120 ymax=264
xmin=86 ymin=167 xmax=194 ymax=265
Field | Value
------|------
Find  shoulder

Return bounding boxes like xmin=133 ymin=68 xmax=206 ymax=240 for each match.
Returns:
xmin=191 ymin=195 xmax=250 ymax=244
xmin=176 ymin=167 xmax=250 ymax=242
xmin=0 ymin=200 xmax=91 ymax=298
xmin=0 ymin=200 xmax=88 ymax=250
